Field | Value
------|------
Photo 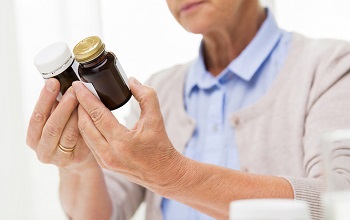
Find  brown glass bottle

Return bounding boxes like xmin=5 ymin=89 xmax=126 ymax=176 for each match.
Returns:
xmin=73 ymin=36 xmax=131 ymax=110
xmin=78 ymin=51 xmax=131 ymax=110
xmin=55 ymin=64 xmax=79 ymax=94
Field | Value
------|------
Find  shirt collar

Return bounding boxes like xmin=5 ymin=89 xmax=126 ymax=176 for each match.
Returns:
xmin=185 ymin=8 xmax=282 ymax=97
xmin=185 ymin=48 xmax=209 ymax=95
xmin=228 ymin=8 xmax=282 ymax=81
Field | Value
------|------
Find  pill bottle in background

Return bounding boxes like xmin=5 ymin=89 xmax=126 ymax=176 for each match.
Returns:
xmin=34 ymin=42 xmax=80 ymax=95
xmin=230 ymin=199 xmax=311 ymax=220
xmin=73 ymin=36 xmax=132 ymax=110
xmin=321 ymin=129 xmax=350 ymax=220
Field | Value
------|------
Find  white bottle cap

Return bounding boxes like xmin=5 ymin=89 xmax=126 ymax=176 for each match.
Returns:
xmin=230 ymin=199 xmax=311 ymax=220
xmin=34 ymin=42 xmax=74 ymax=79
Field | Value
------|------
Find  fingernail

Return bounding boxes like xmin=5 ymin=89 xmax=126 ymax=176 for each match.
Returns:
xmin=72 ymin=81 xmax=83 ymax=92
xmin=45 ymin=79 xmax=56 ymax=93
xmin=67 ymin=87 xmax=76 ymax=99
xmin=129 ymin=77 xmax=141 ymax=85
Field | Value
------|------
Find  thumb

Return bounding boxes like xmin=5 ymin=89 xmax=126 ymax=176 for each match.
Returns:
xmin=129 ymin=77 xmax=163 ymax=123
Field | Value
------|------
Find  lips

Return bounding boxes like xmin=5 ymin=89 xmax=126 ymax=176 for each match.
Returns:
xmin=180 ymin=1 xmax=205 ymax=13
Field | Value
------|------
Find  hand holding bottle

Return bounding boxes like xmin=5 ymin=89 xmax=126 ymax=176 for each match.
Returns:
xmin=26 ymin=78 xmax=98 ymax=172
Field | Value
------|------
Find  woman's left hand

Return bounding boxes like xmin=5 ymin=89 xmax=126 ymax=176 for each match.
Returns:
xmin=72 ymin=78 xmax=186 ymax=194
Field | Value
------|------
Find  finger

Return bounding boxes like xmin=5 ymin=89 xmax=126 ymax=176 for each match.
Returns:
xmin=77 ymin=133 xmax=106 ymax=170
xmin=59 ymin=109 xmax=79 ymax=149
xmin=51 ymin=101 xmax=59 ymax=114
xmin=26 ymin=78 xmax=60 ymax=149
xmin=72 ymin=81 xmax=128 ymax=141
xmin=128 ymin=77 xmax=164 ymax=128
xmin=37 ymin=87 xmax=78 ymax=159
xmin=54 ymin=137 xmax=89 ymax=168
xmin=77 ymin=105 xmax=112 ymax=168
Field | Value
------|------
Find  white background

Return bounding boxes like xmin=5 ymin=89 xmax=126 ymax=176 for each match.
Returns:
xmin=1 ymin=0 xmax=350 ymax=219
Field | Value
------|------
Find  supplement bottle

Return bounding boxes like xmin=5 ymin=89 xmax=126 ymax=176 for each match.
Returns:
xmin=34 ymin=42 xmax=79 ymax=95
xmin=73 ymin=36 xmax=132 ymax=110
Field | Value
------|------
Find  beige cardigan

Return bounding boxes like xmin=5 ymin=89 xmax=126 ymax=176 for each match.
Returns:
xmin=104 ymin=33 xmax=350 ymax=220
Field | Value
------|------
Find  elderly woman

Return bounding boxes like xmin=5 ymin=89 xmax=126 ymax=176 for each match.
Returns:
xmin=27 ymin=0 xmax=350 ymax=219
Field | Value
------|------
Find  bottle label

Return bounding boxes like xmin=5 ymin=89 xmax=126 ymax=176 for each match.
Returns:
xmin=115 ymin=59 xmax=129 ymax=89
xmin=83 ymin=82 xmax=101 ymax=100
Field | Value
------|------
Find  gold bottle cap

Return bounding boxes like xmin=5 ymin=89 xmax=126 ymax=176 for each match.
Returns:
xmin=73 ymin=36 xmax=105 ymax=63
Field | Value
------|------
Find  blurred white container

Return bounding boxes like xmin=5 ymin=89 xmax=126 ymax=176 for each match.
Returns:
xmin=229 ymin=199 xmax=311 ymax=220
xmin=323 ymin=192 xmax=350 ymax=220
xmin=321 ymin=129 xmax=350 ymax=220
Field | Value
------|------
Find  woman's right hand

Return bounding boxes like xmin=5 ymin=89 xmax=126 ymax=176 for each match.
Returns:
xmin=26 ymin=78 xmax=97 ymax=172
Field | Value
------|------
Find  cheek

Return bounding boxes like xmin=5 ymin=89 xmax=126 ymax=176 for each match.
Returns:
xmin=214 ymin=0 xmax=243 ymax=17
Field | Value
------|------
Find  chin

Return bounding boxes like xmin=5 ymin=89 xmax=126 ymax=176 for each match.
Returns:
xmin=181 ymin=19 xmax=211 ymax=35
xmin=184 ymin=27 xmax=205 ymax=34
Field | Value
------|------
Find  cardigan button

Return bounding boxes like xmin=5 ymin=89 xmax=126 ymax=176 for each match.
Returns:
xmin=230 ymin=116 xmax=240 ymax=127
xmin=233 ymin=118 xmax=240 ymax=126
xmin=188 ymin=119 xmax=195 ymax=125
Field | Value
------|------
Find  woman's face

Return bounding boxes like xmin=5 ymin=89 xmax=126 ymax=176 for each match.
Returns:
xmin=166 ymin=0 xmax=246 ymax=34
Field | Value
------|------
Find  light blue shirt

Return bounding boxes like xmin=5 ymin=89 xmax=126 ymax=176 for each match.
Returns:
xmin=162 ymin=10 xmax=292 ymax=220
